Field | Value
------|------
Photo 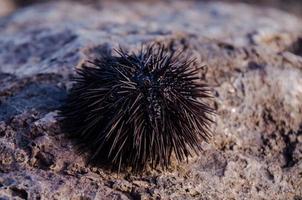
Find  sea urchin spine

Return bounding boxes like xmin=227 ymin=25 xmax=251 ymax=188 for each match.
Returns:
xmin=60 ymin=43 xmax=214 ymax=171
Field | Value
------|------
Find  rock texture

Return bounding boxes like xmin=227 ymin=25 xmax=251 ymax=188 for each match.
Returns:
xmin=0 ymin=1 xmax=302 ymax=199
xmin=0 ymin=0 xmax=15 ymax=17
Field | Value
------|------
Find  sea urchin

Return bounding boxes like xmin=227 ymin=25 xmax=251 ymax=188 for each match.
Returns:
xmin=60 ymin=43 xmax=214 ymax=171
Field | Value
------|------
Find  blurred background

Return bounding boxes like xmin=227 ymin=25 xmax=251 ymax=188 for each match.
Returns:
xmin=0 ymin=0 xmax=302 ymax=18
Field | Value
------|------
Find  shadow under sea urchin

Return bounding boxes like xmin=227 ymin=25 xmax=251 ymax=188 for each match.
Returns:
xmin=60 ymin=42 xmax=215 ymax=172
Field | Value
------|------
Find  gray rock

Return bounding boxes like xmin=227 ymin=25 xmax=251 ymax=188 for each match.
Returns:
xmin=0 ymin=1 xmax=302 ymax=199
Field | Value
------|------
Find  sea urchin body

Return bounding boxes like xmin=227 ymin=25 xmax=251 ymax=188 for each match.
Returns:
xmin=60 ymin=43 xmax=214 ymax=171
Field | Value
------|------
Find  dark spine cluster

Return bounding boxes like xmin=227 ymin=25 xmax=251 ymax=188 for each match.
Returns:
xmin=60 ymin=43 xmax=214 ymax=171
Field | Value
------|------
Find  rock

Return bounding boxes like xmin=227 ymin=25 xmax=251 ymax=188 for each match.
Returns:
xmin=0 ymin=1 xmax=302 ymax=199
xmin=0 ymin=0 xmax=15 ymax=17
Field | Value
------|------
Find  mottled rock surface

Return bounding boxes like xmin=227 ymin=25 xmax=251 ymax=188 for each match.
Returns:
xmin=0 ymin=1 xmax=302 ymax=199
xmin=0 ymin=0 xmax=15 ymax=17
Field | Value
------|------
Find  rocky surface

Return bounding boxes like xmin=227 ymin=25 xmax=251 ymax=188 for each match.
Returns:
xmin=2 ymin=0 xmax=302 ymax=18
xmin=0 ymin=1 xmax=302 ymax=199
xmin=0 ymin=1 xmax=15 ymax=17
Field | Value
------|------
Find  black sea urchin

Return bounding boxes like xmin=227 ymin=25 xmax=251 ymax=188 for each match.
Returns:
xmin=60 ymin=43 xmax=214 ymax=171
